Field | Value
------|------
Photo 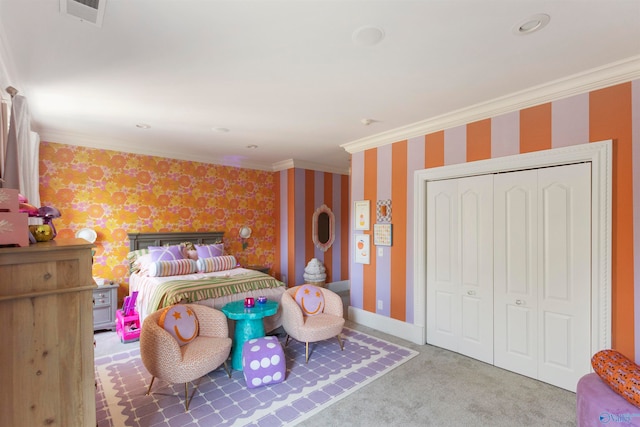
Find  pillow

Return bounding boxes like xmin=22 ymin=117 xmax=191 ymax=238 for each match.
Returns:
xmin=179 ymin=242 xmax=199 ymax=260
xmin=294 ymin=284 xmax=325 ymax=316
xmin=186 ymin=249 xmax=199 ymax=260
xmin=197 ymin=255 xmax=237 ymax=273
xmin=126 ymin=248 xmax=150 ymax=273
xmin=149 ymin=245 xmax=185 ymax=262
xmin=149 ymin=259 xmax=197 ymax=277
xmin=195 ymin=243 xmax=225 ymax=259
xmin=592 ymin=349 xmax=640 ymax=408
xmin=158 ymin=305 xmax=199 ymax=346
xmin=180 ymin=241 xmax=195 ymax=252
xmin=133 ymin=253 xmax=153 ymax=276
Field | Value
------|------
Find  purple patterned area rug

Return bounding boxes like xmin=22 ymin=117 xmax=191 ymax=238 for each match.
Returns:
xmin=95 ymin=327 xmax=417 ymax=426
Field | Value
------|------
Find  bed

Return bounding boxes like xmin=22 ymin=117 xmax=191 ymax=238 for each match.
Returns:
xmin=127 ymin=231 xmax=286 ymax=332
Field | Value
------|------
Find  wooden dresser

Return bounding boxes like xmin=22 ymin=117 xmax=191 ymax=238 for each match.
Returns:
xmin=0 ymin=239 xmax=96 ymax=427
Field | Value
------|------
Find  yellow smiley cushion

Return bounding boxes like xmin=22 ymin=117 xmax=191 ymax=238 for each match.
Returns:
xmin=158 ymin=305 xmax=199 ymax=346
xmin=294 ymin=284 xmax=325 ymax=316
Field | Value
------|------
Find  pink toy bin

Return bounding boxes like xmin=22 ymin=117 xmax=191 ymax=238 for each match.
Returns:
xmin=116 ymin=309 xmax=141 ymax=343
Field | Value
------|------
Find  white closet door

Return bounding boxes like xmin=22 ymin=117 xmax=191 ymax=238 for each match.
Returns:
xmin=427 ymin=179 xmax=460 ymax=351
xmin=494 ymin=163 xmax=591 ymax=391
xmin=494 ymin=169 xmax=539 ymax=379
xmin=537 ymin=162 xmax=591 ymax=391
xmin=427 ymin=175 xmax=493 ymax=363
xmin=458 ymin=175 xmax=494 ymax=363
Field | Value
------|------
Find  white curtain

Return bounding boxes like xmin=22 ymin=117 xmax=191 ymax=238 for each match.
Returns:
xmin=2 ymin=94 xmax=40 ymax=208
xmin=23 ymin=131 xmax=41 ymax=208
xmin=0 ymin=99 xmax=8 ymax=180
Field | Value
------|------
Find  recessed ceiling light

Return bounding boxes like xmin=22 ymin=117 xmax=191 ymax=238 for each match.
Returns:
xmin=136 ymin=123 xmax=151 ymax=129
xmin=513 ymin=13 xmax=550 ymax=35
xmin=246 ymin=144 xmax=258 ymax=149
xmin=212 ymin=127 xmax=230 ymax=133
xmin=352 ymin=26 xmax=385 ymax=46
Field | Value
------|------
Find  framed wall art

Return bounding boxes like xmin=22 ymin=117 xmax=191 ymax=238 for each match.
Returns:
xmin=354 ymin=234 xmax=370 ymax=264
xmin=354 ymin=200 xmax=370 ymax=230
xmin=373 ymin=223 xmax=393 ymax=246
xmin=376 ymin=199 xmax=392 ymax=223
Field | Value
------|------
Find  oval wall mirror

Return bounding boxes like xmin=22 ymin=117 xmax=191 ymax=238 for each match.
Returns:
xmin=318 ymin=212 xmax=330 ymax=244
xmin=312 ymin=204 xmax=335 ymax=252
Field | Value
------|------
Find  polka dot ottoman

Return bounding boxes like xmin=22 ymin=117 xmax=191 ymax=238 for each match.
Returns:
xmin=242 ymin=336 xmax=286 ymax=388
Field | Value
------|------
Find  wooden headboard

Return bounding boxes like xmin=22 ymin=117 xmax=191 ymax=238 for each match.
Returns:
xmin=128 ymin=231 xmax=225 ymax=251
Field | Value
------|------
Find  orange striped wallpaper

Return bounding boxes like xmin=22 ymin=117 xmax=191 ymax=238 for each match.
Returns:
xmin=352 ymin=81 xmax=638 ymax=361
xmin=363 ymin=149 xmax=378 ymax=312
xmin=467 ymin=119 xmax=492 ymax=162
xmin=304 ymin=170 xmax=315 ymax=262
xmin=590 ymin=83 xmax=634 ymax=357
xmin=391 ymin=141 xmax=407 ymax=320
xmin=279 ymin=168 xmax=350 ymax=287
xmin=425 ymin=131 xmax=445 ymax=168
xmin=341 ymin=174 xmax=350 ymax=281
xmin=521 ymin=103 xmax=552 ymax=153
xmin=324 ymin=172 xmax=334 ymax=283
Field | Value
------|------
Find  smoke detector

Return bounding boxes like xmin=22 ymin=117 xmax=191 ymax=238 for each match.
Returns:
xmin=60 ymin=0 xmax=107 ymax=27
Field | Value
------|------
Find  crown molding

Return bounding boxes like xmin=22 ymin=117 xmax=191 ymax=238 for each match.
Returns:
xmin=341 ymin=55 xmax=640 ymax=154
xmin=272 ymin=159 xmax=350 ymax=175
xmin=39 ymin=130 xmax=275 ymax=172
xmin=40 ymin=130 xmax=350 ymax=174
xmin=271 ymin=159 xmax=349 ymax=175
xmin=271 ymin=159 xmax=295 ymax=171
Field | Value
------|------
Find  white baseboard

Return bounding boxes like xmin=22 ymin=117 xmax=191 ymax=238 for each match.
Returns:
xmin=348 ymin=306 xmax=425 ymax=345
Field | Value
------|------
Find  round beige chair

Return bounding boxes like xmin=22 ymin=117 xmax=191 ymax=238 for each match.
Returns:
xmin=140 ymin=304 xmax=232 ymax=411
xmin=281 ymin=285 xmax=345 ymax=363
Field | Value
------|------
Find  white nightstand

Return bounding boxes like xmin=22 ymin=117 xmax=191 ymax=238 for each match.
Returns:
xmin=93 ymin=282 xmax=118 ymax=331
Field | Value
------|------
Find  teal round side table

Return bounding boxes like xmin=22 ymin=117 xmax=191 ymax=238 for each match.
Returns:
xmin=221 ymin=300 xmax=279 ymax=371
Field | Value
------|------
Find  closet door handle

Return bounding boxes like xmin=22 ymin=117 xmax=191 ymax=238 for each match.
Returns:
xmin=515 ymin=299 xmax=524 ymax=305
xmin=467 ymin=290 xmax=476 ymax=296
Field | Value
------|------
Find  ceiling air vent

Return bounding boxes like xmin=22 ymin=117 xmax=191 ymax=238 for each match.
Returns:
xmin=60 ymin=0 xmax=106 ymax=27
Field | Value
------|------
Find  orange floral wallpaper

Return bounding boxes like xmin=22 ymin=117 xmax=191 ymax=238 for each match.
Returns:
xmin=39 ymin=142 xmax=276 ymax=292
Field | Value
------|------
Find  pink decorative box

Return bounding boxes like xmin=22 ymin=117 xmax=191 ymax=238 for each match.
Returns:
xmin=0 ymin=211 xmax=29 ymax=247
xmin=116 ymin=310 xmax=141 ymax=343
xmin=0 ymin=188 xmax=19 ymax=212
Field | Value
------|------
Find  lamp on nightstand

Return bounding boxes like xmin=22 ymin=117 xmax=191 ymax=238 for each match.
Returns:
xmin=75 ymin=228 xmax=97 ymax=259
xmin=239 ymin=226 xmax=252 ymax=250
xmin=76 ymin=227 xmax=97 ymax=243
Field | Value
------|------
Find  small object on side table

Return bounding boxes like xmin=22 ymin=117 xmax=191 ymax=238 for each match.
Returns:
xmin=257 ymin=296 xmax=267 ymax=304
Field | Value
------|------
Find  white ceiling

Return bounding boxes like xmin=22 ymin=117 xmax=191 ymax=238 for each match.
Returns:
xmin=1 ymin=1 xmax=639 ymax=174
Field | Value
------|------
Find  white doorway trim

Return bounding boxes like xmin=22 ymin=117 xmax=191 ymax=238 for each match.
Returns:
xmin=413 ymin=140 xmax=612 ymax=352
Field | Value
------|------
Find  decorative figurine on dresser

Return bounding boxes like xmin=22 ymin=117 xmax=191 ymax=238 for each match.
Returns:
xmin=0 ymin=238 xmax=97 ymax=427
xmin=0 ymin=188 xmax=29 ymax=246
